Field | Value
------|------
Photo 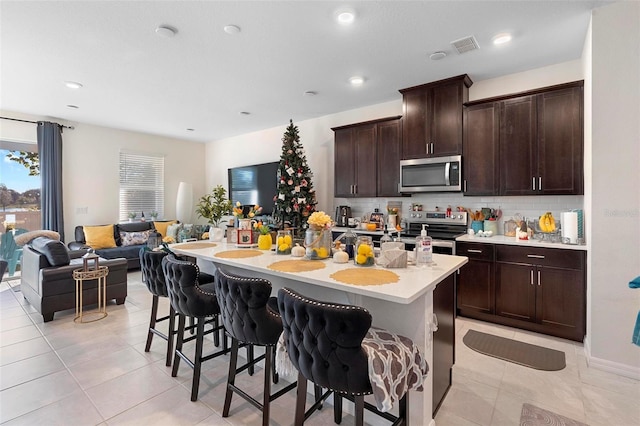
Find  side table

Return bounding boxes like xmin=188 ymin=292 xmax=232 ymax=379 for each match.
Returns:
xmin=73 ymin=266 xmax=109 ymax=323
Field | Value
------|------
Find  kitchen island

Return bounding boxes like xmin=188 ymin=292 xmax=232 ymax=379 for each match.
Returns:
xmin=171 ymin=241 xmax=468 ymax=425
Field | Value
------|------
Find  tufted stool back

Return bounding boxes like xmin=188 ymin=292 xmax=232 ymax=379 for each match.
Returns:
xmin=214 ymin=268 xmax=282 ymax=346
xmin=162 ymin=254 xmax=219 ymax=318
xmin=139 ymin=249 xmax=169 ymax=297
xmin=277 ymin=287 xmax=373 ymax=395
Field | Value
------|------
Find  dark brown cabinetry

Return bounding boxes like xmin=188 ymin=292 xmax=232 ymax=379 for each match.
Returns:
xmin=463 ymin=81 xmax=584 ymax=196
xmin=432 ymin=273 xmax=455 ymax=416
xmin=333 ymin=116 xmax=402 ymax=198
xmin=456 ymin=242 xmax=586 ymax=342
xmin=400 ymin=75 xmax=472 ymax=159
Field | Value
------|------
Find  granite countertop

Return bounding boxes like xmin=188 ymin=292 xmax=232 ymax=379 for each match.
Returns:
xmin=171 ymin=241 xmax=468 ymax=304
xmin=456 ymin=234 xmax=588 ymax=251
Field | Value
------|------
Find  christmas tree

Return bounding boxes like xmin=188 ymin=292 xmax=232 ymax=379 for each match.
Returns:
xmin=273 ymin=119 xmax=317 ymax=235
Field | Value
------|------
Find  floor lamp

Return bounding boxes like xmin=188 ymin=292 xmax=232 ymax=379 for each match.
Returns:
xmin=176 ymin=182 xmax=193 ymax=224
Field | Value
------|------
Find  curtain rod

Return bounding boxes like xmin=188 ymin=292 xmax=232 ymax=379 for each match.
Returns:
xmin=0 ymin=116 xmax=75 ymax=130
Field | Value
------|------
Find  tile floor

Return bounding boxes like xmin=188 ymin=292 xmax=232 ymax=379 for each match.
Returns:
xmin=1 ymin=271 xmax=638 ymax=426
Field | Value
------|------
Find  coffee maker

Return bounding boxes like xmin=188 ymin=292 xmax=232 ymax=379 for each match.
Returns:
xmin=335 ymin=206 xmax=352 ymax=227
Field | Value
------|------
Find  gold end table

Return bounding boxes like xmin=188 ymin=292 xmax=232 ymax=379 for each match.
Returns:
xmin=73 ymin=266 xmax=109 ymax=323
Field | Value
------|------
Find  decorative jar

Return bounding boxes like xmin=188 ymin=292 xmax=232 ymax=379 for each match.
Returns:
xmin=354 ymin=236 xmax=375 ymax=267
xmin=257 ymin=233 xmax=272 ymax=250
xmin=276 ymin=230 xmax=293 ymax=255
xmin=304 ymin=227 xmax=332 ymax=259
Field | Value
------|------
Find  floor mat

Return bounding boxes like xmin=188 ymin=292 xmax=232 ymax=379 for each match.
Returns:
xmin=520 ymin=403 xmax=588 ymax=425
xmin=463 ymin=329 xmax=566 ymax=371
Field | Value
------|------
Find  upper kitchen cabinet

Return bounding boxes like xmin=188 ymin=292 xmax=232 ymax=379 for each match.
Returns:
xmin=500 ymin=82 xmax=584 ymax=195
xmin=333 ymin=116 xmax=402 ymax=198
xmin=463 ymin=102 xmax=500 ymax=195
xmin=400 ymin=74 xmax=473 ymax=159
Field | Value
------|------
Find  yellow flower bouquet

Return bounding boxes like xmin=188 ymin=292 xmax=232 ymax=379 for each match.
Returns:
xmin=232 ymin=201 xmax=262 ymax=219
xmin=306 ymin=211 xmax=333 ymax=231
xmin=305 ymin=211 xmax=333 ymax=259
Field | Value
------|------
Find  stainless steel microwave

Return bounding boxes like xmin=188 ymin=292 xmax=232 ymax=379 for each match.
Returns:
xmin=399 ymin=155 xmax=462 ymax=193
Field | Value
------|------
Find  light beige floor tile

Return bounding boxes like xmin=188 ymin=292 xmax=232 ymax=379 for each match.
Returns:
xmin=577 ymin=353 xmax=640 ymax=396
xmin=195 ymin=414 xmax=234 ymax=425
xmin=106 ymin=385 xmax=215 ymax=425
xmin=0 ymin=351 xmax=65 ymax=390
xmin=2 ymin=391 xmax=104 ymax=426
xmin=0 ymin=324 xmax=42 ymax=347
xmin=0 ymin=336 xmax=52 ymax=366
xmin=434 ymin=378 xmax=499 ymax=425
xmin=0 ymin=370 xmax=82 ymax=422
xmin=54 ymin=331 xmax=131 ymax=366
xmin=581 ymin=382 xmax=640 ymax=426
xmin=0 ymin=306 xmax=30 ymax=321
xmin=454 ymin=335 xmax=507 ymax=389
xmin=68 ymin=346 xmax=152 ymax=389
xmin=435 ymin=406 xmax=485 ymax=425
xmin=512 ymin=328 xmax=581 ymax=366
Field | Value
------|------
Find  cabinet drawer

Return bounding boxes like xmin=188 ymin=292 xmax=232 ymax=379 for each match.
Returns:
xmin=457 ymin=242 xmax=494 ymax=261
xmin=496 ymin=245 xmax=584 ymax=270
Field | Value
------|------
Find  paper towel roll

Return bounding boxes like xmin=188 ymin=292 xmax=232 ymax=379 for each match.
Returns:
xmin=561 ymin=212 xmax=578 ymax=244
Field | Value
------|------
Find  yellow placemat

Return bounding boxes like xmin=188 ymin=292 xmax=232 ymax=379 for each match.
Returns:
xmin=215 ymin=249 xmax=264 ymax=259
xmin=330 ymin=268 xmax=400 ymax=286
xmin=173 ymin=242 xmax=218 ymax=250
xmin=267 ymin=260 xmax=326 ymax=273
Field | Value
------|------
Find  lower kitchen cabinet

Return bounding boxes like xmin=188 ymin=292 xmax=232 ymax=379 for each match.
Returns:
xmin=432 ymin=273 xmax=455 ymax=416
xmin=457 ymin=242 xmax=586 ymax=342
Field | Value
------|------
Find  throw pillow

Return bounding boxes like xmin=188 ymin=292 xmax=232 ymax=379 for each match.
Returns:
xmin=166 ymin=223 xmax=182 ymax=240
xmin=154 ymin=220 xmax=177 ymax=238
xmin=84 ymin=225 xmax=117 ymax=250
xmin=29 ymin=237 xmax=70 ymax=266
xmin=120 ymin=230 xmax=151 ymax=246
xmin=14 ymin=230 xmax=60 ymax=246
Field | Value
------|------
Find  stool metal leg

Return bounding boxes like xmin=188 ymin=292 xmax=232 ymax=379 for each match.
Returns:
xmin=294 ymin=371 xmax=308 ymax=426
xmin=172 ymin=314 xmax=186 ymax=377
xmin=222 ymin=338 xmax=239 ymax=417
xmin=145 ymin=295 xmax=159 ymax=352
xmin=354 ymin=395 xmax=365 ymax=426
xmin=262 ymin=345 xmax=272 ymax=426
xmin=191 ymin=317 xmax=205 ymax=401
xmin=166 ymin=306 xmax=176 ymax=367
xmin=334 ymin=394 xmax=343 ymax=424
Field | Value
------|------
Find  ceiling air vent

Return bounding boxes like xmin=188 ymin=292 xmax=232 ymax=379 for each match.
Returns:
xmin=450 ymin=35 xmax=479 ymax=54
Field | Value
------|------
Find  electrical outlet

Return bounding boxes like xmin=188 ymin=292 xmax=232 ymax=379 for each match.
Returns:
xmin=76 ymin=207 xmax=88 ymax=214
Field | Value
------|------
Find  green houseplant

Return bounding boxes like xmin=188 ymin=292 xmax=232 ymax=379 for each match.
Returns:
xmin=195 ymin=185 xmax=232 ymax=241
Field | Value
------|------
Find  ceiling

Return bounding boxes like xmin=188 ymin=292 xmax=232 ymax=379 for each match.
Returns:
xmin=0 ymin=1 xmax=611 ymax=143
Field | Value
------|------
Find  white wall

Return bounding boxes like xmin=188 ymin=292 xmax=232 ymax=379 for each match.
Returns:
xmin=587 ymin=1 xmax=640 ymax=375
xmin=0 ymin=110 xmax=207 ymax=241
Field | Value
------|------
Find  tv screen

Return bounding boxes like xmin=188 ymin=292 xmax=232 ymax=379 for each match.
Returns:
xmin=228 ymin=161 xmax=279 ymax=216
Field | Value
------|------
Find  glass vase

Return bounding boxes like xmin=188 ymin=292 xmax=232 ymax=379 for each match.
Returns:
xmin=304 ymin=227 xmax=332 ymax=259
xmin=355 ymin=236 xmax=375 ymax=266
xmin=276 ymin=230 xmax=293 ymax=255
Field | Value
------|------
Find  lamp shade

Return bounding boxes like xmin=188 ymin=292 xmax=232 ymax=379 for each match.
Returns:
xmin=176 ymin=182 xmax=193 ymax=223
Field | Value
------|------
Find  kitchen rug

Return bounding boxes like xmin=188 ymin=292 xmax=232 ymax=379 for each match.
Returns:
xmin=520 ymin=403 xmax=589 ymax=426
xmin=329 ymin=268 xmax=399 ymax=286
xmin=268 ymin=260 xmax=326 ymax=273
xmin=463 ymin=329 xmax=566 ymax=371
xmin=214 ymin=249 xmax=263 ymax=259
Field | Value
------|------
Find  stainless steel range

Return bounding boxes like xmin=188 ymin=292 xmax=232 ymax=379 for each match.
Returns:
xmin=400 ymin=211 xmax=468 ymax=255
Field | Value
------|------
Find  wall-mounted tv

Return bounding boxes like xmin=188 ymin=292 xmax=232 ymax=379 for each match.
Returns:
xmin=228 ymin=161 xmax=279 ymax=216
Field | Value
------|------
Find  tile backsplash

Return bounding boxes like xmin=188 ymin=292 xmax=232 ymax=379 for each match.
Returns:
xmin=334 ymin=194 xmax=583 ymax=233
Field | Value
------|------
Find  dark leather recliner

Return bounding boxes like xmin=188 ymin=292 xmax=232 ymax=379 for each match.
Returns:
xmin=214 ymin=267 xmax=296 ymax=426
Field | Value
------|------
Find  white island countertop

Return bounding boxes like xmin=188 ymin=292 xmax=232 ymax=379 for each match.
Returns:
xmin=456 ymin=234 xmax=588 ymax=251
xmin=171 ymin=241 xmax=468 ymax=305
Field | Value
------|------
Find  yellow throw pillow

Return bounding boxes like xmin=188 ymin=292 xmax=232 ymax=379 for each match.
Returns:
xmin=154 ymin=220 xmax=177 ymax=238
xmin=84 ymin=225 xmax=117 ymax=249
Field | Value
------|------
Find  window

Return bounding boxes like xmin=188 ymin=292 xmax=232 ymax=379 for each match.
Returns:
xmin=0 ymin=140 xmax=41 ymax=233
xmin=119 ymin=151 xmax=164 ymax=222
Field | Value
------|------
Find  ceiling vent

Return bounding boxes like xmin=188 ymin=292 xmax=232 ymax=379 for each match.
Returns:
xmin=450 ymin=35 xmax=479 ymax=54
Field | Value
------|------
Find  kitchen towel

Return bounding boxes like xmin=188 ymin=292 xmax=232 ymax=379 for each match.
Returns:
xmin=561 ymin=212 xmax=579 ymax=244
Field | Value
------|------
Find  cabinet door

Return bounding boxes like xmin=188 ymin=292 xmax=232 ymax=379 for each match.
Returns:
xmin=432 ymin=274 xmax=455 ymax=415
xmin=536 ymin=266 xmax=585 ymax=340
xmin=376 ymin=119 xmax=402 ymax=197
xmin=500 ymin=96 xmax=537 ymax=195
xmin=401 ymin=89 xmax=429 ymax=159
xmin=334 ymin=128 xmax=355 ymax=197
xmin=430 ymin=82 xmax=464 ymax=156
xmin=353 ymin=124 xmax=377 ymax=197
xmin=495 ymin=262 xmax=536 ymax=322
xmin=458 ymin=259 xmax=494 ymax=315
xmin=463 ymin=102 xmax=500 ymax=195
xmin=537 ymin=87 xmax=583 ymax=195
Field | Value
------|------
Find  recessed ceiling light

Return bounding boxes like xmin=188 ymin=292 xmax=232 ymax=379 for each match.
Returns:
xmin=66 ymin=105 xmax=79 ymax=109
xmin=303 ymin=91 xmax=317 ymax=96
xmin=429 ymin=51 xmax=447 ymax=61
xmin=337 ymin=11 xmax=355 ymax=25
xmin=64 ymin=81 xmax=83 ymax=89
xmin=224 ymin=25 xmax=241 ymax=35
xmin=186 ymin=128 xmax=195 ymax=131
xmin=239 ymin=111 xmax=251 ymax=115
xmin=492 ymin=33 xmax=512 ymax=45
xmin=349 ymin=76 xmax=364 ymax=86
xmin=155 ymin=25 xmax=177 ymax=38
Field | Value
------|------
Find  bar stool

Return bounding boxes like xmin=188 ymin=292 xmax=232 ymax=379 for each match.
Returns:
xmin=161 ymin=254 xmax=230 ymax=401
xmin=214 ymin=268 xmax=297 ymax=425
xmin=277 ymin=287 xmax=429 ymax=426
xmin=139 ymin=249 xmax=217 ymax=366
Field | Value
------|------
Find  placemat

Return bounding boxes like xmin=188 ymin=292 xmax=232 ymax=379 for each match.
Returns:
xmin=172 ymin=242 xmax=218 ymax=250
xmin=268 ymin=260 xmax=326 ymax=273
xmin=215 ymin=249 xmax=263 ymax=259
xmin=330 ymin=268 xmax=400 ymax=286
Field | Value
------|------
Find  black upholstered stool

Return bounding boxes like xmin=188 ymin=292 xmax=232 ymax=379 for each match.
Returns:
xmin=214 ymin=268 xmax=297 ymax=426
xmin=278 ymin=287 xmax=427 ymax=426
xmin=162 ymin=254 xmax=230 ymax=401
xmin=139 ymin=249 xmax=217 ymax=366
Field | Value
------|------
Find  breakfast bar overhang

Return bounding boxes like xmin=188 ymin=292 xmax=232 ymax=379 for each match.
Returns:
xmin=172 ymin=242 xmax=468 ymax=425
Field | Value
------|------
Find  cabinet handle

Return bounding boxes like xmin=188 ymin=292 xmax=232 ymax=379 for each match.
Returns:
xmin=532 ymin=177 xmax=536 ymax=191
xmin=538 ymin=270 xmax=541 ymax=286
xmin=464 ymin=180 xmax=467 ymax=192
xmin=467 ymin=249 xmax=483 ymax=253
xmin=430 ymin=142 xmax=434 ymax=154
xmin=353 ymin=184 xmax=357 ymax=194
xmin=426 ymin=141 xmax=430 ymax=154
xmin=527 ymin=254 xmax=545 ymax=259
xmin=530 ymin=269 xmax=534 ymax=285
xmin=539 ymin=177 xmax=542 ymax=191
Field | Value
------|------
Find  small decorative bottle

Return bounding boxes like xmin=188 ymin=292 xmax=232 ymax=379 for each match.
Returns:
xmin=140 ymin=211 xmax=146 ymax=222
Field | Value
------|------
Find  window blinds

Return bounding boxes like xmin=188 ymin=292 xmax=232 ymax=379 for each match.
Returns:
xmin=119 ymin=152 xmax=164 ymax=221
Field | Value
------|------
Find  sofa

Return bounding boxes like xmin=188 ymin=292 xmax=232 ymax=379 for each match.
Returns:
xmin=68 ymin=221 xmax=176 ymax=270
xmin=21 ymin=236 xmax=128 ymax=322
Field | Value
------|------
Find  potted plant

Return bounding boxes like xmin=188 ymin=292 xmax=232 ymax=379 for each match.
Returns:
xmin=127 ymin=212 xmax=137 ymax=222
xmin=195 ymin=185 xmax=233 ymax=241
xmin=149 ymin=211 xmax=159 ymax=220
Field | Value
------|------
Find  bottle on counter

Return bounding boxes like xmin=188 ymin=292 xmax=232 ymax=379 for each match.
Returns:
xmin=380 ymin=225 xmax=393 ymax=250
xmin=415 ymin=224 xmax=433 ymax=267
xmin=344 ymin=228 xmax=357 ymax=259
